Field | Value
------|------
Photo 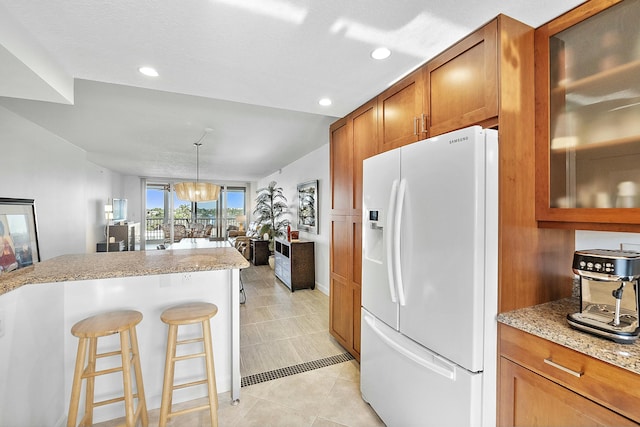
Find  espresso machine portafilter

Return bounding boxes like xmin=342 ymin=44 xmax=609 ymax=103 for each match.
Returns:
xmin=567 ymin=249 xmax=640 ymax=343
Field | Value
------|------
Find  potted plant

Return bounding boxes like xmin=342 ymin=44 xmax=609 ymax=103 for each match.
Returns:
xmin=253 ymin=181 xmax=290 ymax=267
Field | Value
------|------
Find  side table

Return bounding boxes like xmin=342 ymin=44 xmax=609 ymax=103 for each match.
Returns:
xmin=250 ymin=239 xmax=269 ymax=265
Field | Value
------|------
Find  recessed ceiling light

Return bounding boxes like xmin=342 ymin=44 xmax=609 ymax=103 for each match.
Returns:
xmin=138 ymin=66 xmax=159 ymax=77
xmin=319 ymin=98 xmax=332 ymax=106
xmin=371 ymin=47 xmax=391 ymax=60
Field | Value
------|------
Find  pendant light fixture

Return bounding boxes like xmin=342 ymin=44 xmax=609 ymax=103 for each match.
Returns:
xmin=175 ymin=129 xmax=221 ymax=202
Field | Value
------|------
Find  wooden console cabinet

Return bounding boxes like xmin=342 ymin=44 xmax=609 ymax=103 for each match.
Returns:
xmin=274 ymin=239 xmax=315 ymax=291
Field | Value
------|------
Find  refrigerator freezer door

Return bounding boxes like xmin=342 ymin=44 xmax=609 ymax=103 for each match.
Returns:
xmin=362 ymin=148 xmax=401 ymax=330
xmin=398 ymin=126 xmax=497 ymax=373
xmin=361 ymin=309 xmax=482 ymax=427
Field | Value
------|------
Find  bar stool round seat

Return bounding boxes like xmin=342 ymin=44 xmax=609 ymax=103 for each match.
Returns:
xmin=159 ymin=302 xmax=219 ymax=427
xmin=67 ymin=310 xmax=148 ymax=427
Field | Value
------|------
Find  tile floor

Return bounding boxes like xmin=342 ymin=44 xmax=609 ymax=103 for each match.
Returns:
xmin=239 ymin=265 xmax=345 ymax=378
xmin=96 ymin=264 xmax=384 ymax=426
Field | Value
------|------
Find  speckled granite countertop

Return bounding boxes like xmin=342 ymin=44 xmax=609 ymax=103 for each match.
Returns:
xmin=0 ymin=246 xmax=250 ymax=297
xmin=498 ymin=298 xmax=640 ymax=375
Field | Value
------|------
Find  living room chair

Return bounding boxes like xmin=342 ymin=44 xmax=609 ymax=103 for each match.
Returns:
xmin=162 ymin=224 xmax=187 ymax=243
xmin=189 ymin=222 xmax=205 ymax=237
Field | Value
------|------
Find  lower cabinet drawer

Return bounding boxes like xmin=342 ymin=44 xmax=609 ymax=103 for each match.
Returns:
xmin=499 ymin=357 xmax=637 ymax=426
xmin=499 ymin=324 xmax=640 ymax=423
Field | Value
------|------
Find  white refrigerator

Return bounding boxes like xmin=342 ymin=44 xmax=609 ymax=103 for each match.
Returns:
xmin=360 ymin=126 xmax=498 ymax=427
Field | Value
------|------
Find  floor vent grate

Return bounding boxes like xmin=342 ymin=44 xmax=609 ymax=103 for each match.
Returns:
xmin=241 ymin=352 xmax=355 ymax=387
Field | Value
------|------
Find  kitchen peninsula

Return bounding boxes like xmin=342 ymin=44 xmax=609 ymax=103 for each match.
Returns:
xmin=0 ymin=244 xmax=249 ymax=426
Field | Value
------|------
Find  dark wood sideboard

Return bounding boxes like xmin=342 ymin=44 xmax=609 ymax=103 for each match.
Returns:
xmin=274 ymin=238 xmax=315 ymax=291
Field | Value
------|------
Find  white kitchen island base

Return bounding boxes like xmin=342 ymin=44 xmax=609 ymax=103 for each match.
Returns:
xmin=0 ymin=267 xmax=242 ymax=425
xmin=64 ymin=269 xmax=241 ymax=423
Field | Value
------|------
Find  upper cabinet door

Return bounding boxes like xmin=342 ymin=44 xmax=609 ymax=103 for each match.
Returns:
xmin=351 ymin=100 xmax=378 ymax=212
xmin=330 ymin=118 xmax=353 ymax=215
xmin=535 ymin=0 xmax=640 ymax=229
xmin=377 ymin=68 xmax=426 ymax=153
xmin=426 ymin=20 xmax=498 ymax=137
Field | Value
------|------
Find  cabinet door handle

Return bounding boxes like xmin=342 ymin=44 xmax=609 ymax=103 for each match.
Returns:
xmin=544 ymin=358 xmax=583 ymax=378
xmin=421 ymin=113 xmax=428 ymax=133
xmin=413 ymin=116 xmax=419 ymax=135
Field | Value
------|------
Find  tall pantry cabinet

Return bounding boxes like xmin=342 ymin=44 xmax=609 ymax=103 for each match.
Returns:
xmin=330 ymin=14 xmax=574 ymax=360
xmin=329 ymin=100 xmax=377 ymax=359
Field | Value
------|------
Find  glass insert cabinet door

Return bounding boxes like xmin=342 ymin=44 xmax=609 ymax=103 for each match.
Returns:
xmin=537 ymin=0 xmax=640 ymax=225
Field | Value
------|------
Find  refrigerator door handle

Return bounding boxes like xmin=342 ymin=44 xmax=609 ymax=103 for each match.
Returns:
xmin=364 ymin=313 xmax=456 ymax=380
xmin=386 ymin=179 xmax=399 ymax=303
xmin=394 ymin=178 xmax=407 ymax=306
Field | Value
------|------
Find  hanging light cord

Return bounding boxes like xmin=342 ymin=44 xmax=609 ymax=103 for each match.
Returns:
xmin=193 ymin=128 xmax=212 ymax=183
xmin=194 ymin=142 xmax=202 ymax=183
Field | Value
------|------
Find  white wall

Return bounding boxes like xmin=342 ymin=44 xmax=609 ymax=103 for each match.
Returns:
xmin=257 ymin=144 xmax=330 ymax=295
xmin=576 ymin=230 xmax=640 ymax=251
xmin=0 ymin=282 xmax=65 ymax=426
xmin=0 ymin=105 xmax=125 ymax=259
xmin=123 ymin=175 xmax=143 ymax=224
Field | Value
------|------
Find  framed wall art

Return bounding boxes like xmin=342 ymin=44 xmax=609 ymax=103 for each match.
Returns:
xmin=0 ymin=198 xmax=40 ymax=273
xmin=297 ymin=180 xmax=318 ymax=234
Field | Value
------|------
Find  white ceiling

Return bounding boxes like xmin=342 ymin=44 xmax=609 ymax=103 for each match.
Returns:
xmin=0 ymin=0 xmax=585 ymax=182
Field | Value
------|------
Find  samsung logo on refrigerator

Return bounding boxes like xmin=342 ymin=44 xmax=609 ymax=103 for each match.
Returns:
xmin=448 ymin=136 xmax=469 ymax=144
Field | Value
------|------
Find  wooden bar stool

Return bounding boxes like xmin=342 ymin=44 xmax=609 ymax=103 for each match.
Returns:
xmin=67 ymin=310 xmax=148 ymax=427
xmin=159 ymin=302 xmax=219 ymax=427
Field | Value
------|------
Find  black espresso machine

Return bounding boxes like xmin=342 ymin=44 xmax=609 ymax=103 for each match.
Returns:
xmin=567 ymin=249 xmax=640 ymax=343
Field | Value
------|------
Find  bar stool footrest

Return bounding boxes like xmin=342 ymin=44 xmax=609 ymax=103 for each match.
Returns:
xmin=82 ymin=365 xmax=124 ymax=378
xmin=94 ymin=393 xmax=142 ymax=408
xmin=96 ymin=349 xmax=124 ymax=359
xmin=169 ymin=403 xmax=212 ymax=418
xmin=173 ymin=352 xmax=205 ymax=362
xmin=172 ymin=378 xmax=208 ymax=391
xmin=176 ymin=337 xmax=204 ymax=345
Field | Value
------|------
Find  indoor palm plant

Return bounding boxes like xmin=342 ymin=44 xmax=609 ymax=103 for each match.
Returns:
xmin=253 ymin=181 xmax=290 ymax=253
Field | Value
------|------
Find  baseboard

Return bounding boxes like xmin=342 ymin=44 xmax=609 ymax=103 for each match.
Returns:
xmin=316 ymin=281 xmax=329 ymax=296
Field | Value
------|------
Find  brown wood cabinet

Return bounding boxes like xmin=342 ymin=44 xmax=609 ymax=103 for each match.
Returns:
xmin=499 ymin=358 xmax=636 ymax=426
xmin=499 ymin=324 xmax=640 ymax=426
xmin=493 ymin=14 xmax=574 ymax=313
xmin=329 ymin=215 xmax=363 ymax=358
xmin=329 ymin=13 xmax=575 ymax=361
xmin=535 ymin=0 xmax=640 ymax=231
xmin=329 ymin=216 xmax=354 ymax=352
xmin=329 ymin=100 xmax=377 ymax=360
xmin=330 ymin=117 xmax=352 ymax=216
xmin=351 ymin=102 xmax=378 ymax=212
xmin=377 ymin=68 xmax=425 ymax=152
xmin=426 ymin=19 xmax=499 ymax=137
xmin=376 ymin=18 xmax=500 ymax=153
